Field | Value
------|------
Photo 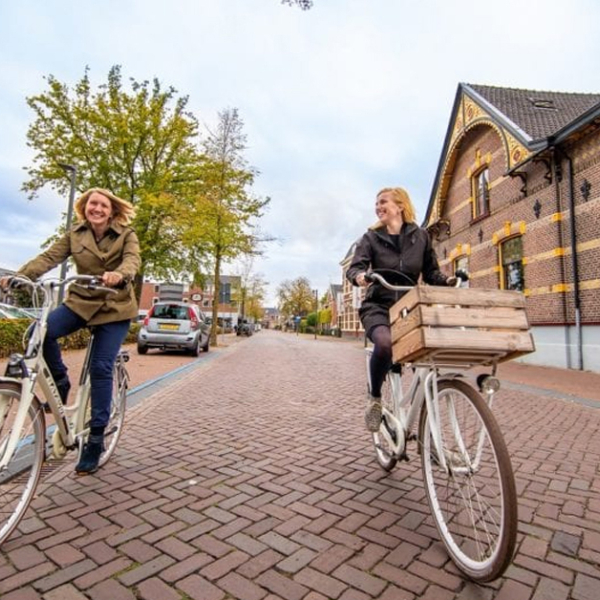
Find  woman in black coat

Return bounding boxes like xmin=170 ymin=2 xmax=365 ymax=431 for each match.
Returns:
xmin=346 ymin=187 xmax=454 ymax=432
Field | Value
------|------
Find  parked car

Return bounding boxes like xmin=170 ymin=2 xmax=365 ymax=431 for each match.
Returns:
xmin=137 ymin=302 xmax=210 ymax=356
xmin=236 ymin=319 xmax=254 ymax=336
xmin=0 ymin=303 xmax=34 ymax=320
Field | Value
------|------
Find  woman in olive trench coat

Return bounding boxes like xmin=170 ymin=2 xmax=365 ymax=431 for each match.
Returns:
xmin=5 ymin=188 xmax=141 ymax=474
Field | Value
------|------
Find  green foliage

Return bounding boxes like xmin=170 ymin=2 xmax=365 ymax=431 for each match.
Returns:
xmin=0 ymin=321 xmax=140 ymax=359
xmin=277 ymin=277 xmax=315 ymax=319
xmin=319 ymin=307 xmax=332 ymax=324
xmin=23 ymin=65 xmax=206 ymax=280
xmin=182 ymin=108 xmax=272 ymax=343
xmin=0 ymin=320 xmax=30 ymax=358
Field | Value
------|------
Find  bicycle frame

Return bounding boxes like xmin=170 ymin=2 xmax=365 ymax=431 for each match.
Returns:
xmin=364 ymin=270 xmax=497 ymax=473
xmin=366 ymin=348 xmax=425 ymax=457
xmin=1 ymin=276 xmax=113 ymax=470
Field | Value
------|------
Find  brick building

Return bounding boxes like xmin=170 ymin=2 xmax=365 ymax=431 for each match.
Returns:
xmin=138 ymin=276 xmax=242 ymax=329
xmin=339 ymin=242 xmax=366 ymax=338
xmin=424 ymin=83 xmax=600 ymax=371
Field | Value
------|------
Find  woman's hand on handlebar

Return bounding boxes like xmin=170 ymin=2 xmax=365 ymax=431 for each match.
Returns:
xmin=356 ymin=272 xmax=370 ymax=287
xmin=101 ymin=271 xmax=124 ymax=288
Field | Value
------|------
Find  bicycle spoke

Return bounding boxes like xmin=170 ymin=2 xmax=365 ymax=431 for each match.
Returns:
xmin=419 ymin=379 xmax=517 ymax=582
xmin=0 ymin=384 xmax=45 ymax=546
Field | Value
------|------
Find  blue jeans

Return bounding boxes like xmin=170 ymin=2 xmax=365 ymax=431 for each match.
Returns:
xmin=44 ymin=305 xmax=130 ymax=431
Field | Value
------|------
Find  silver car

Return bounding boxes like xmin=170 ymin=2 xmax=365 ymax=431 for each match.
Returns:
xmin=137 ymin=302 xmax=210 ymax=356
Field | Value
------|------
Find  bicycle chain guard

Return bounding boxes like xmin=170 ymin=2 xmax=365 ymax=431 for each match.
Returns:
xmin=50 ymin=428 xmax=67 ymax=459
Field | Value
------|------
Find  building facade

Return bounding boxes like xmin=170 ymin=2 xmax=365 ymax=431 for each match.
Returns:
xmin=424 ymin=83 xmax=600 ymax=371
xmin=138 ymin=276 xmax=242 ymax=329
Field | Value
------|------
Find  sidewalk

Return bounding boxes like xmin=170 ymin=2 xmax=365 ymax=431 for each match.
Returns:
xmin=490 ymin=360 xmax=600 ymax=405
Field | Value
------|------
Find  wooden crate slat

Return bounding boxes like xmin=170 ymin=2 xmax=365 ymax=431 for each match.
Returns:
xmin=423 ymin=327 xmax=535 ymax=352
xmin=391 ymin=305 xmax=530 ymax=341
xmin=389 ymin=286 xmax=526 ymax=322
xmin=392 ymin=321 xmax=535 ymax=366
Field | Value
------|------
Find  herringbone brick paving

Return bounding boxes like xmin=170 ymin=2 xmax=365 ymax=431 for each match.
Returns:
xmin=1 ymin=330 xmax=599 ymax=599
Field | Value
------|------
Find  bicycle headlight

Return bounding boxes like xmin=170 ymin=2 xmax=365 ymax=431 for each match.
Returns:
xmin=477 ymin=374 xmax=500 ymax=394
xmin=5 ymin=353 xmax=25 ymax=378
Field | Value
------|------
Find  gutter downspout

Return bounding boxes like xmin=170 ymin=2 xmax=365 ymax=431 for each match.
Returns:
xmin=556 ymin=146 xmax=584 ymax=370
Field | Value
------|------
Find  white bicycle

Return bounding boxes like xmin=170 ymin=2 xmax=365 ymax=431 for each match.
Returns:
xmin=365 ymin=271 xmax=517 ymax=582
xmin=0 ymin=275 xmax=129 ymax=546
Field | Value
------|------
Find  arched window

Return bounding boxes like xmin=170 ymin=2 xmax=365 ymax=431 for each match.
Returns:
xmin=472 ymin=167 xmax=490 ymax=219
xmin=501 ymin=237 xmax=524 ymax=291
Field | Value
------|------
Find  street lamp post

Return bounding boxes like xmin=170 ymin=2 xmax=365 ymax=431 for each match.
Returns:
xmin=313 ymin=289 xmax=318 ymax=340
xmin=57 ymin=163 xmax=77 ymax=304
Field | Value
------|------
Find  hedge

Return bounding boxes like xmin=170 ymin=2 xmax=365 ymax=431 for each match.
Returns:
xmin=0 ymin=319 xmax=141 ymax=359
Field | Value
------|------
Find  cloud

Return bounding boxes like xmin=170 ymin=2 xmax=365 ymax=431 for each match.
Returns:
xmin=1 ymin=0 xmax=599 ymax=305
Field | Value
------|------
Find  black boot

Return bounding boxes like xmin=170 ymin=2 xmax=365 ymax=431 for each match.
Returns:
xmin=75 ymin=434 xmax=104 ymax=475
xmin=56 ymin=375 xmax=71 ymax=405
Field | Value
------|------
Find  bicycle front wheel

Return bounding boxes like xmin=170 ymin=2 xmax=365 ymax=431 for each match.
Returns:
xmin=418 ymin=379 xmax=517 ymax=582
xmin=0 ymin=382 xmax=46 ymax=546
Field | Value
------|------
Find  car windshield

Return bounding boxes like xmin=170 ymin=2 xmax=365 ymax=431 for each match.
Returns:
xmin=152 ymin=305 xmax=190 ymax=320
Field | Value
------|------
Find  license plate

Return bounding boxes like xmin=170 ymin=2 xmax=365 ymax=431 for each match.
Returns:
xmin=158 ymin=323 xmax=179 ymax=331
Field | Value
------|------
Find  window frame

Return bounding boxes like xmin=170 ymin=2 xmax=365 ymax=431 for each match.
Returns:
xmin=500 ymin=236 xmax=525 ymax=292
xmin=472 ymin=166 xmax=490 ymax=221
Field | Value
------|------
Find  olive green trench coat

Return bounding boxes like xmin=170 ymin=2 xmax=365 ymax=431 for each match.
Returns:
xmin=18 ymin=221 xmax=141 ymax=325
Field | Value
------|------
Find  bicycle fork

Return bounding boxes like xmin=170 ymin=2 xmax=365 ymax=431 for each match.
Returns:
xmin=0 ymin=377 xmax=39 ymax=470
xmin=424 ymin=372 xmax=491 ymax=475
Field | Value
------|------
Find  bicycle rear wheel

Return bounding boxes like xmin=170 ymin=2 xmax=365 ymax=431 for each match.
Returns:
xmin=418 ymin=379 xmax=517 ymax=582
xmin=372 ymin=372 xmax=398 ymax=472
xmin=0 ymin=382 xmax=46 ymax=546
xmin=81 ymin=357 xmax=128 ymax=468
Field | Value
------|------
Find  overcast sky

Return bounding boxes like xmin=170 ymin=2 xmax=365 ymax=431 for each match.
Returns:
xmin=1 ymin=0 xmax=599 ymax=305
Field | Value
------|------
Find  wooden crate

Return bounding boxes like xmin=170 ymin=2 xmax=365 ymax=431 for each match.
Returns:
xmin=390 ymin=286 xmax=535 ymax=367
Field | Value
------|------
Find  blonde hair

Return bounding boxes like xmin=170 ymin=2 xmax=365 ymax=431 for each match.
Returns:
xmin=74 ymin=188 xmax=136 ymax=226
xmin=370 ymin=187 xmax=417 ymax=229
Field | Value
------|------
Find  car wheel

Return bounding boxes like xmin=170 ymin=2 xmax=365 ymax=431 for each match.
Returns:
xmin=190 ymin=340 xmax=201 ymax=357
xmin=137 ymin=344 xmax=148 ymax=355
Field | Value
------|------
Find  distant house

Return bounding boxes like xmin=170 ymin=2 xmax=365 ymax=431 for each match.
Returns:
xmin=424 ymin=83 xmax=600 ymax=371
xmin=262 ymin=307 xmax=280 ymax=329
xmin=339 ymin=241 xmax=366 ymax=338
xmin=323 ymin=283 xmax=343 ymax=332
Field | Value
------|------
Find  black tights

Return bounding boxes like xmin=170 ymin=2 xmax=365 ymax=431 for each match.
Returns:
xmin=369 ymin=325 xmax=392 ymax=397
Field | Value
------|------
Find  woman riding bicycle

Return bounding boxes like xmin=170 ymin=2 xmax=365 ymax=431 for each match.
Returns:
xmin=347 ymin=187 xmax=454 ymax=432
xmin=0 ymin=188 xmax=140 ymax=474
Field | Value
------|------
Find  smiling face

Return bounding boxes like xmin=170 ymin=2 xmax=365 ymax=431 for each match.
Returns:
xmin=375 ymin=191 xmax=402 ymax=226
xmin=84 ymin=192 xmax=114 ymax=230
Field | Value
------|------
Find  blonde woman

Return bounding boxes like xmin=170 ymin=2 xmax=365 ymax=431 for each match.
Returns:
xmin=2 ymin=188 xmax=141 ymax=474
xmin=347 ymin=187 xmax=453 ymax=432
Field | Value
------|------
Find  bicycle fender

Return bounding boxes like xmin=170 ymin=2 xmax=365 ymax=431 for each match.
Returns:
xmin=436 ymin=372 xmax=467 ymax=383
xmin=0 ymin=376 xmax=23 ymax=386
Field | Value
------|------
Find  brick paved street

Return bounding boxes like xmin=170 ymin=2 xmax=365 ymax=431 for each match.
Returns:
xmin=1 ymin=330 xmax=599 ymax=599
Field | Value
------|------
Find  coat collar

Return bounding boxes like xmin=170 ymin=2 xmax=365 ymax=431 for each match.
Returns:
xmin=73 ymin=220 xmax=125 ymax=236
xmin=371 ymin=222 xmax=418 ymax=244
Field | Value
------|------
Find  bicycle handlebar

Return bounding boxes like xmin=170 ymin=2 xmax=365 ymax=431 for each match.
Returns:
xmin=364 ymin=269 xmax=469 ymax=291
xmin=2 ymin=274 xmax=119 ymax=297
